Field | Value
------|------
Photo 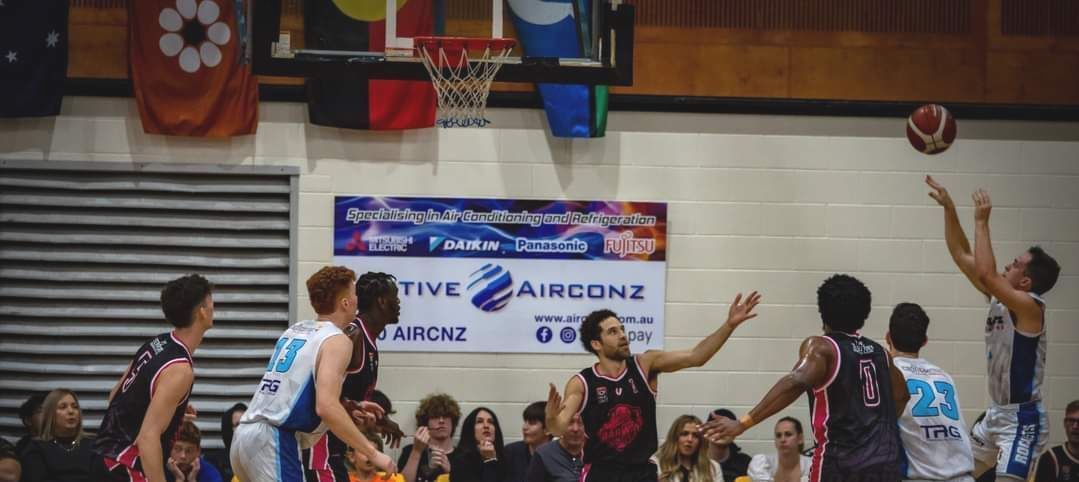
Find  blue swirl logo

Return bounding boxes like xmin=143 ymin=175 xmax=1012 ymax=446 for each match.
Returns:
xmin=467 ymin=264 xmax=514 ymax=312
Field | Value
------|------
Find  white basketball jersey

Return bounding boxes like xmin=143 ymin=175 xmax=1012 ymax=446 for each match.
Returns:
xmin=985 ymin=293 xmax=1046 ymax=406
xmin=894 ymin=357 xmax=974 ymax=480
xmin=240 ymin=320 xmax=345 ymax=436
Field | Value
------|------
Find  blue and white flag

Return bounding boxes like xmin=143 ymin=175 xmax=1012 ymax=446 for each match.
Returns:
xmin=507 ymin=0 xmax=608 ymax=138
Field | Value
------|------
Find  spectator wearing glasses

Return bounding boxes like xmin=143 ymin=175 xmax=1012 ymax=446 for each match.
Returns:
xmin=1033 ymin=400 xmax=1079 ymax=482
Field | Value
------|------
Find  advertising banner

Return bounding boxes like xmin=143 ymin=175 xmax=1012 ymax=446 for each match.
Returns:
xmin=332 ymin=196 xmax=667 ymax=353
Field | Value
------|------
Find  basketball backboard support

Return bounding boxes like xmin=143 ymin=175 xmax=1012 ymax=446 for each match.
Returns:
xmin=251 ymin=0 xmax=634 ymax=85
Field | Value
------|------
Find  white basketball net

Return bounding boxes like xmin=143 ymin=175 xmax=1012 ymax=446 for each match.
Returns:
xmin=417 ymin=41 xmax=514 ymax=128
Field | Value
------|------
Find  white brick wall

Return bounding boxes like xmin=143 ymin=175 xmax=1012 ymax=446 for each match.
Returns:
xmin=2 ymin=97 xmax=1077 ymax=455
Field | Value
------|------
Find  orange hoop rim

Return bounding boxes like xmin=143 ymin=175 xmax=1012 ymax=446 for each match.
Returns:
xmin=414 ymin=36 xmax=517 ymax=53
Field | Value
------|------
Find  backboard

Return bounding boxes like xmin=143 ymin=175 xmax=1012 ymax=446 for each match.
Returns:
xmin=251 ymin=0 xmax=634 ymax=85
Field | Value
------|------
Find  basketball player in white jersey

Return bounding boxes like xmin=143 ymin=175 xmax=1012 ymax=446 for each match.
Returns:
xmin=926 ymin=177 xmax=1061 ymax=480
xmin=886 ymin=302 xmax=974 ymax=482
xmin=231 ymin=266 xmax=396 ymax=482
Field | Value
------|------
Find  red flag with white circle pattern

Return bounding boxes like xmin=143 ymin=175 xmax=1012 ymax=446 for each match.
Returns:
xmin=129 ymin=0 xmax=257 ymax=136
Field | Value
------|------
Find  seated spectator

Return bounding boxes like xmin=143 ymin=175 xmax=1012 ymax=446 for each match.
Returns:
xmin=747 ymin=417 xmax=810 ymax=482
xmin=19 ymin=388 xmax=100 ymax=482
xmin=450 ymin=407 xmax=506 ymax=482
xmin=652 ymin=414 xmax=722 ymax=482
xmin=347 ymin=432 xmax=405 ymax=482
xmin=1034 ymin=399 xmax=1079 ymax=482
xmin=706 ymin=409 xmax=753 ymax=482
xmin=14 ymin=393 xmax=45 ymax=456
xmin=0 ymin=439 xmax=21 ymax=482
xmin=503 ymin=401 xmax=551 ymax=482
xmin=203 ymin=402 xmax=246 ymax=482
xmin=525 ymin=414 xmax=585 ymax=482
xmin=399 ymin=393 xmax=460 ymax=482
xmin=166 ymin=422 xmax=223 ymax=482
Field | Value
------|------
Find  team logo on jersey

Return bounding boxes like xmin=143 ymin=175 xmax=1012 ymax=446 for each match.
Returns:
xmin=919 ymin=424 xmax=963 ymax=440
xmin=259 ymin=377 xmax=281 ymax=394
xmin=150 ymin=338 xmax=167 ymax=354
xmin=595 ymin=386 xmax=608 ymax=404
xmin=986 ymin=315 xmax=1005 ymax=333
xmin=598 ymin=404 xmax=644 ymax=452
xmin=851 ymin=340 xmax=876 ymax=354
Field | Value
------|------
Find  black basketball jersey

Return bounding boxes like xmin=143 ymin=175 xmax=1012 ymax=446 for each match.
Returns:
xmin=95 ymin=332 xmax=192 ymax=472
xmin=807 ymin=332 xmax=901 ymax=482
xmin=576 ymin=355 xmax=658 ymax=468
xmin=325 ymin=317 xmax=380 ymax=457
xmin=1035 ymin=445 xmax=1079 ymax=482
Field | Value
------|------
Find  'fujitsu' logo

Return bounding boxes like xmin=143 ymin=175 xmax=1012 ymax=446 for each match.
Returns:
xmin=603 ymin=231 xmax=656 ymax=258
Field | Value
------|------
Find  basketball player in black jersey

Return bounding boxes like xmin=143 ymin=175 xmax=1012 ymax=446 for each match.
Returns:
xmin=305 ymin=271 xmax=405 ymax=482
xmin=702 ymin=274 xmax=909 ymax=482
xmin=545 ymin=291 xmax=762 ymax=482
xmin=1034 ymin=400 xmax=1079 ymax=482
xmin=95 ymin=274 xmax=214 ymax=482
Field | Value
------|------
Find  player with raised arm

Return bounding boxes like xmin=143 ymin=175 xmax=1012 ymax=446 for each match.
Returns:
xmin=701 ymin=274 xmax=910 ymax=482
xmin=926 ymin=176 xmax=1060 ymax=480
xmin=545 ymin=291 xmax=761 ymax=482
xmin=230 ymin=266 xmax=395 ymax=482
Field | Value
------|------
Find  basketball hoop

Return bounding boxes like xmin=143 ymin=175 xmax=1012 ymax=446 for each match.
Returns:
xmin=415 ymin=37 xmax=516 ymax=128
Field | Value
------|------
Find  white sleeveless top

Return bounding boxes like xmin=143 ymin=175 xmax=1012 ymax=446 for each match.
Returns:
xmin=747 ymin=453 xmax=811 ymax=482
xmin=985 ymin=293 xmax=1046 ymax=406
xmin=240 ymin=320 xmax=346 ymax=436
xmin=894 ymin=356 xmax=974 ymax=480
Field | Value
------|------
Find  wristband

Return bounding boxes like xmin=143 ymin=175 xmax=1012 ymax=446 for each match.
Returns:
xmin=738 ymin=414 xmax=755 ymax=430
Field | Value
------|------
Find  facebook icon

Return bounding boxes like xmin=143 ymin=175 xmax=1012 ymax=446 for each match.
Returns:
xmin=536 ymin=326 xmax=553 ymax=344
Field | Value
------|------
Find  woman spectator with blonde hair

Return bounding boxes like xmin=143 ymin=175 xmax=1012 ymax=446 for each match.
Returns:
xmin=20 ymin=388 xmax=100 ymax=481
xmin=652 ymin=414 xmax=722 ymax=482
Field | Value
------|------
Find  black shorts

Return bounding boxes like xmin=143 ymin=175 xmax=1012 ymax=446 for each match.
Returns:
xmin=303 ymin=450 xmax=351 ymax=482
xmin=816 ymin=462 xmax=902 ymax=482
xmin=582 ymin=462 xmax=658 ymax=482
xmin=302 ymin=434 xmax=351 ymax=482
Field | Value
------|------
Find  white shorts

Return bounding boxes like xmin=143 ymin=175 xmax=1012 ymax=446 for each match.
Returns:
xmin=970 ymin=402 xmax=1049 ymax=480
xmin=231 ymin=422 xmax=307 ymax=482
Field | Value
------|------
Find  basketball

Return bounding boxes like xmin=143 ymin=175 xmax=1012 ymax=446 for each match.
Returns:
xmin=906 ymin=104 xmax=957 ymax=155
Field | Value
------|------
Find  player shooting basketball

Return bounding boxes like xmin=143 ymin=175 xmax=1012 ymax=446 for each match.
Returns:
xmin=925 ymin=176 xmax=1060 ymax=480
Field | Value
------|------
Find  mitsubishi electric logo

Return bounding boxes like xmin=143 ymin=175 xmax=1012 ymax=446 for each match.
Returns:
xmin=429 ymin=236 xmax=501 ymax=252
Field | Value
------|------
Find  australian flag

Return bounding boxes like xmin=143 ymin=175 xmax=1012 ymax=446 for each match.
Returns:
xmin=0 ymin=0 xmax=68 ymax=117
xmin=508 ymin=0 xmax=608 ymax=138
